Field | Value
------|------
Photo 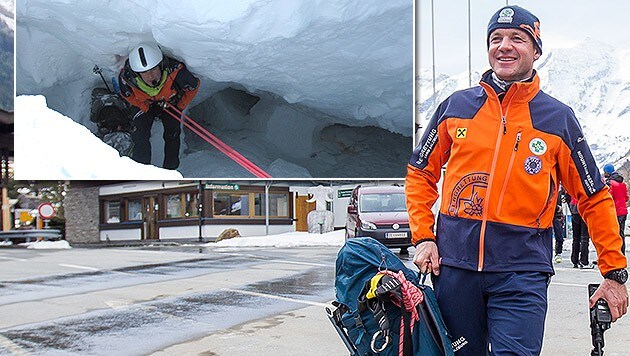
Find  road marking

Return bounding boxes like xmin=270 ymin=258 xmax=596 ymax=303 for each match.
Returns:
xmin=0 ymin=256 xmax=27 ymax=262
xmin=268 ymin=259 xmax=330 ymax=267
xmin=58 ymin=263 xmax=100 ymax=271
xmin=224 ymin=288 xmax=329 ymax=308
xmin=111 ymin=249 xmax=165 ymax=254
xmin=552 ymin=281 xmax=629 ymax=291
xmin=0 ymin=334 xmax=29 ymax=355
xmin=105 ymin=299 xmax=134 ymax=309
xmin=551 ymin=282 xmax=587 ymax=288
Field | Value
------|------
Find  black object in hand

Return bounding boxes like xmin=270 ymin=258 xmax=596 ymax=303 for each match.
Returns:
xmin=589 ymin=284 xmax=611 ymax=356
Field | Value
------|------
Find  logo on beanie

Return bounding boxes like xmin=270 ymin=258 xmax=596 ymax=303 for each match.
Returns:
xmin=498 ymin=8 xmax=515 ymax=23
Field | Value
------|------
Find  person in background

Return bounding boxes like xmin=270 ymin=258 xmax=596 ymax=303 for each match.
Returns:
xmin=603 ymin=163 xmax=629 ymax=255
xmin=118 ymin=42 xmax=200 ymax=170
xmin=405 ymin=5 xmax=628 ymax=355
xmin=553 ymin=185 xmax=567 ymax=263
xmin=569 ymin=195 xmax=594 ymax=269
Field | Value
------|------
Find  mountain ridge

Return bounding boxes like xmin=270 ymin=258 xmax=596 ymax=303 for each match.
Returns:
xmin=417 ymin=39 xmax=630 ymax=169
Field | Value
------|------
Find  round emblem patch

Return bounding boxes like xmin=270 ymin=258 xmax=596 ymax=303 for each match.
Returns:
xmin=392 ymin=223 xmax=400 ymax=230
xmin=498 ymin=8 xmax=515 ymax=23
xmin=524 ymin=156 xmax=543 ymax=175
xmin=529 ymin=138 xmax=547 ymax=155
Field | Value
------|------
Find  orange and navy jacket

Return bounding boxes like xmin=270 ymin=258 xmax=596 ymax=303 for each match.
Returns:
xmin=118 ymin=56 xmax=200 ymax=113
xmin=406 ymin=70 xmax=626 ymax=275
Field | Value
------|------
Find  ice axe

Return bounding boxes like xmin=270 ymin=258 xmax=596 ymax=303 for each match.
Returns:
xmin=93 ymin=65 xmax=112 ymax=93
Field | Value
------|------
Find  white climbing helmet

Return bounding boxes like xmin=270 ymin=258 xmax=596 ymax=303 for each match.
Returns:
xmin=128 ymin=42 xmax=163 ymax=72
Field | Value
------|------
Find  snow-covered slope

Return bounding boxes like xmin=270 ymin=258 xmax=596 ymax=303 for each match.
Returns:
xmin=14 ymin=96 xmax=183 ymax=180
xmin=16 ymin=0 xmax=413 ymax=179
xmin=417 ymin=39 xmax=630 ymax=168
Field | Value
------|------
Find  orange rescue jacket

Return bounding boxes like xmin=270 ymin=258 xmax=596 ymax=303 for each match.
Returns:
xmin=406 ymin=70 xmax=626 ymax=275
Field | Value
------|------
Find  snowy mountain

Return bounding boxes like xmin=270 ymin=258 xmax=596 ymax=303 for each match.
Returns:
xmin=417 ymin=39 xmax=630 ymax=170
xmin=0 ymin=0 xmax=12 ymax=30
xmin=16 ymin=0 xmax=413 ymax=179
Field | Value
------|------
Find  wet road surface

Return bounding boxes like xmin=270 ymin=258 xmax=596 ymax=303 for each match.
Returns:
xmin=0 ymin=245 xmax=410 ymax=355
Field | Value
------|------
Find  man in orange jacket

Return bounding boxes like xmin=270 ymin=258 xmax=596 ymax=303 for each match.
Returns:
xmin=406 ymin=5 xmax=627 ymax=355
xmin=118 ymin=42 xmax=200 ymax=170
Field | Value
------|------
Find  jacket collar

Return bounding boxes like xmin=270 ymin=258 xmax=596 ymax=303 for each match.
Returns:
xmin=480 ymin=69 xmax=540 ymax=103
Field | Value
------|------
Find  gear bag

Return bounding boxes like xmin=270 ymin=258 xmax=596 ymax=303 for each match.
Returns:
xmin=327 ymin=237 xmax=454 ymax=356
xmin=90 ymin=87 xmax=134 ymax=156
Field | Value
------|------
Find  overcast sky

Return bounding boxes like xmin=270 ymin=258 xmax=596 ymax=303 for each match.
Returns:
xmin=418 ymin=1 xmax=630 ymax=76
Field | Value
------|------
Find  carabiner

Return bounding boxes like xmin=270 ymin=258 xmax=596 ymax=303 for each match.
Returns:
xmin=370 ymin=330 xmax=391 ymax=353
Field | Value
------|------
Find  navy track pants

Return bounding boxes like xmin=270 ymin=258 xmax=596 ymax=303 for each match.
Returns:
xmin=433 ymin=265 xmax=549 ymax=355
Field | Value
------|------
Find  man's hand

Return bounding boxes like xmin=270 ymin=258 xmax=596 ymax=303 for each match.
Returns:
xmin=589 ymin=279 xmax=629 ymax=322
xmin=413 ymin=240 xmax=441 ymax=276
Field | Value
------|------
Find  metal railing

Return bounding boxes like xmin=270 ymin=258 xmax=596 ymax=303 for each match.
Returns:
xmin=0 ymin=229 xmax=62 ymax=242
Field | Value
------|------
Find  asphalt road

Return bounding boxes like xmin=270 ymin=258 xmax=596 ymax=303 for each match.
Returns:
xmin=0 ymin=245 xmax=344 ymax=355
xmin=0 ymin=244 xmax=628 ymax=356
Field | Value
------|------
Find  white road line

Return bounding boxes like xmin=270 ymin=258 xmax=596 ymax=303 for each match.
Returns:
xmin=551 ymin=281 xmax=630 ymax=291
xmin=268 ymin=259 xmax=330 ymax=267
xmin=224 ymin=288 xmax=330 ymax=308
xmin=0 ymin=256 xmax=27 ymax=262
xmin=58 ymin=263 xmax=100 ymax=271
xmin=0 ymin=334 xmax=29 ymax=355
xmin=551 ymin=282 xmax=588 ymax=288
xmin=110 ymin=249 xmax=165 ymax=254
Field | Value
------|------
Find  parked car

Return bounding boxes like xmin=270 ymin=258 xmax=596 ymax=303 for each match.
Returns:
xmin=345 ymin=185 xmax=411 ymax=253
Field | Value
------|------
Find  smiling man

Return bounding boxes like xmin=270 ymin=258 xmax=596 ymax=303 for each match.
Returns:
xmin=406 ymin=5 xmax=628 ymax=355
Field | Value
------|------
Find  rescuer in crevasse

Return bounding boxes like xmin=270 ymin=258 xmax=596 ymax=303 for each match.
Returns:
xmin=118 ymin=42 xmax=200 ymax=169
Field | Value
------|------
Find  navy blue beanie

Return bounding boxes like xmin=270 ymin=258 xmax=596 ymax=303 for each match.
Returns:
xmin=487 ymin=5 xmax=542 ymax=54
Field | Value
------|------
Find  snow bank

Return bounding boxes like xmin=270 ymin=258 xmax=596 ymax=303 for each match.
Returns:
xmin=210 ymin=230 xmax=345 ymax=248
xmin=25 ymin=240 xmax=72 ymax=249
xmin=14 ymin=95 xmax=183 ymax=179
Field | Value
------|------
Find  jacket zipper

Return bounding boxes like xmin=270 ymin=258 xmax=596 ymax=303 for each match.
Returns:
xmin=535 ymin=179 xmax=556 ymax=233
xmin=496 ymin=129 xmax=522 ymax=215
xmin=477 ymin=84 xmax=516 ymax=271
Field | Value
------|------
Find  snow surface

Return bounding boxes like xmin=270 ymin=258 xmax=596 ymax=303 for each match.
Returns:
xmin=24 ymin=240 xmax=72 ymax=249
xmin=16 ymin=0 xmax=413 ymax=179
xmin=210 ymin=230 xmax=344 ymax=248
xmin=0 ymin=231 xmax=344 ymax=249
xmin=14 ymin=95 xmax=183 ymax=179
xmin=417 ymin=39 xmax=630 ymax=168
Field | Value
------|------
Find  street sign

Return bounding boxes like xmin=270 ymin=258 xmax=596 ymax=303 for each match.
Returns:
xmin=337 ymin=189 xmax=353 ymax=198
xmin=204 ymin=183 xmax=240 ymax=191
xmin=38 ymin=202 xmax=56 ymax=219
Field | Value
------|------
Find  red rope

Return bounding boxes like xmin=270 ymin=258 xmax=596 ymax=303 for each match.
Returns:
xmin=163 ymin=104 xmax=272 ymax=178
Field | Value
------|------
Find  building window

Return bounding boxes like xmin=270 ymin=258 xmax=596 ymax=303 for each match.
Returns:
xmin=213 ymin=192 xmax=249 ymax=216
xmin=127 ymin=199 xmax=142 ymax=221
xmin=166 ymin=194 xmax=182 ymax=218
xmin=166 ymin=192 xmax=199 ymax=219
xmin=255 ymin=193 xmax=289 ymax=217
xmin=184 ymin=193 xmax=199 ymax=217
xmin=105 ymin=200 xmax=121 ymax=223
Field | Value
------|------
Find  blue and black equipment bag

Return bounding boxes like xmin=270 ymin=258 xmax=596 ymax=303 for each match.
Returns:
xmin=326 ymin=237 xmax=454 ymax=356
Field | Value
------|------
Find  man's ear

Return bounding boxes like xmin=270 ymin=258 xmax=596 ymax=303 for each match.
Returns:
xmin=534 ymin=49 xmax=541 ymax=61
